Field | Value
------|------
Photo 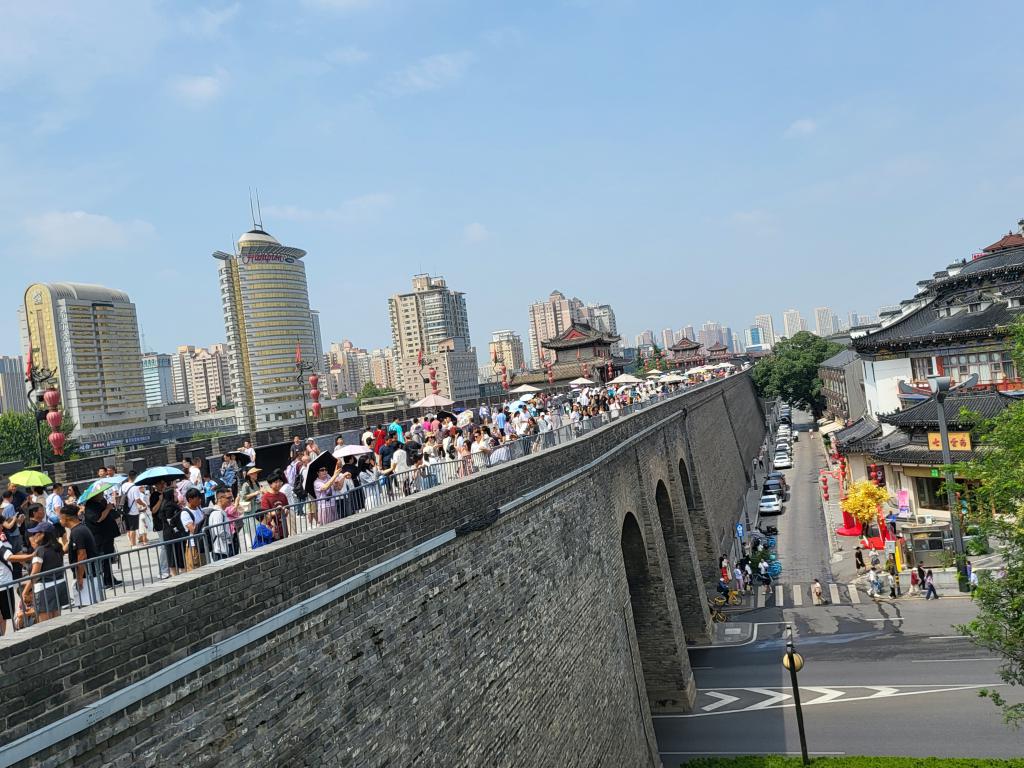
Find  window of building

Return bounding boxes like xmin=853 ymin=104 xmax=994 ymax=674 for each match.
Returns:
xmin=968 ymin=303 xmax=981 ymax=313
xmin=910 ymin=357 xmax=934 ymax=381
xmin=914 ymin=476 xmax=946 ymax=509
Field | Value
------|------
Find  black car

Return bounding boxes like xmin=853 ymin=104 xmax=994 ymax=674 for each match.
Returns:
xmin=766 ymin=471 xmax=788 ymax=493
xmin=762 ymin=480 xmax=785 ymax=501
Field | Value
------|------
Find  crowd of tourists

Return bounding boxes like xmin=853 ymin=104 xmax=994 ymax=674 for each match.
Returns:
xmin=0 ymin=378 xmax=680 ymax=634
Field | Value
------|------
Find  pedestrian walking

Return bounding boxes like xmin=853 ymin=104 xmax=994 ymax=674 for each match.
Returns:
xmin=854 ymin=546 xmax=865 ymax=572
xmin=909 ymin=568 xmax=920 ymax=596
xmin=811 ymin=579 xmax=825 ymax=606
xmin=924 ymin=569 xmax=938 ymax=600
xmin=732 ymin=564 xmax=744 ymax=594
xmin=969 ymin=568 xmax=979 ymax=599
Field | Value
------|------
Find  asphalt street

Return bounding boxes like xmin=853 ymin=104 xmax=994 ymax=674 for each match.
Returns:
xmin=655 ymin=411 xmax=1021 ymax=764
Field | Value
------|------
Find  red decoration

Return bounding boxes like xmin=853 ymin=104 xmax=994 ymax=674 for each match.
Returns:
xmin=295 ymin=342 xmax=302 ymax=365
xmin=46 ymin=411 xmax=62 ymax=430
xmin=428 ymin=367 xmax=438 ymax=395
xmin=309 ymin=388 xmax=321 ymax=401
xmin=311 ymin=402 xmax=322 ymax=419
xmin=43 ymin=387 xmax=60 ymax=409
xmin=308 ymin=374 xmax=319 ymax=389
xmin=48 ymin=432 xmax=65 ymax=456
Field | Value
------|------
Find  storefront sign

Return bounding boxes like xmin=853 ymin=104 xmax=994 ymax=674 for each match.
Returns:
xmin=897 ymin=488 xmax=911 ymax=519
xmin=927 ymin=431 xmax=971 ymax=451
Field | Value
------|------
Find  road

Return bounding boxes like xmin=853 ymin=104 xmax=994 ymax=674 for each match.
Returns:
xmin=655 ymin=410 xmax=1020 ymax=763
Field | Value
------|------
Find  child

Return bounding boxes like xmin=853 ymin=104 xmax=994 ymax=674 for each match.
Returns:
xmin=252 ymin=511 xmax=275 ymax=549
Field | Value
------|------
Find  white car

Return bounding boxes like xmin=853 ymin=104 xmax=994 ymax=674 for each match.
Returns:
xmin=758 ymin=495 xmax=783 ymax=515
xmin=773 ymin=452 xmax=793 ymax=469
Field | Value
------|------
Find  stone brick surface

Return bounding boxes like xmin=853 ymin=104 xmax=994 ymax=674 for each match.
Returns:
xmin=0 ymin=375 xmax=764 ymax=768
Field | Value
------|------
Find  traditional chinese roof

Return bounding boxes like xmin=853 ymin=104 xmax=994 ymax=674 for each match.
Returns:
xmin=834 ymin=415 xmax=881 ymax=448
xmin=983 ymin=231 xmax=1024 ymax=253
xmin=706 ymin=342 xmax=728 ymax=353
xmin=853 ymin=296 xmax=1023 ymax=351
xmin=870 ymin=443 xmax=977 ymax=466
xmin=819 ymin=348 xmax=859 ymax=370
xmin=541 ymin=322 xmax=620 ymax=350
xmin=669 ymin=338 xmax=701 ymax=352
xmin=877 ymin=389 xmax=1016 ymax=428
xmin=512 ymin=359 xmax=624 ymax=385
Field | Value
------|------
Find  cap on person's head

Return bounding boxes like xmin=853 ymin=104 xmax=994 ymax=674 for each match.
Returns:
xmin=246 ymin=467 xmax=262 ymax=477
xmin=27 ymin=520 xmax=54 ymax=535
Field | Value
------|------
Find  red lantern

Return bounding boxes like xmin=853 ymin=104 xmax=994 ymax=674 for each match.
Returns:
xmin=309 ymin=388 xmax=320 ymax=401
xmin=823 ymin=492 xmax=830 ymax=501
xmin=311 ymin=402 xmax=322 ymax=419
xmin=48 ymin=432 xmax=66 ymax=456
xmin=43 ymin=387 xmax=60 ymax=409
xmin=46 ymin=411 xmax=62 ymax=430
xmin=308 ymin=374 xmax=319 ymax=389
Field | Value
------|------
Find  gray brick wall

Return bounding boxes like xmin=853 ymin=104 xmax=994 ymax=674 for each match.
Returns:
xmin=0 ymin=374 xmax=764 ymax=768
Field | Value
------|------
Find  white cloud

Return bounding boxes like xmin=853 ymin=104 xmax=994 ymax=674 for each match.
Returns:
xmin=170 ymin=70 xmax=228 ymax=106
xmin=784 ymin=118 xmax=818 ymax=138
xmin=380 ymin=52 xmax=473 ymax=97
xmin=463 ymin=222 xmax=490 ymax=244
xmin=181 ymin=3 xmax=240 ymax=38
xmin=326 ymin=46 xmax=370 ymax=65
xmin=264 ymin=193 xmax=394 ymax=224
xmin=22 ymin=211 xmax=155 ymax=257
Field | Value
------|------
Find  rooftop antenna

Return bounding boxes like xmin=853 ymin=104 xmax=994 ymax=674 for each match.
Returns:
xmin=255 ymin=187 xmax=264 ymax=230
xmin=248 ymin=187 xmax=257 ymax=230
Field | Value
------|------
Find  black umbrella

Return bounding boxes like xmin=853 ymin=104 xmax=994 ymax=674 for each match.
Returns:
xmin=436 ymin=409 xmax=456 ymax=424
xmin=227 ymin=451 xmax=252 ymax=467
xmin=304 ymin=451 xmax=338 ymax=497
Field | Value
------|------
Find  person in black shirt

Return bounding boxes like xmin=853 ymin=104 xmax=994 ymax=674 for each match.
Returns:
xmin=60 ymin=505 xmax=102 ymax=606
xmin=22 ymin=521 xmax=66 ymax=622
xmin=83 ymin=497 xmax=119 ymax=587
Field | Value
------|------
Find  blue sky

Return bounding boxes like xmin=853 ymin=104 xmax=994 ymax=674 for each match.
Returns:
xmin=4 ymin=1 xmax=1024 ymax=359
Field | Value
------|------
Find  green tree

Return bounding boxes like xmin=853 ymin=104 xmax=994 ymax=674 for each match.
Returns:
xmin=355 ymin=381 xmax=395 ymax=404
xmin=0 ymin=410 xmax=78 ymax=467
xmin=955 ymin=317 xmax=1024 ymax=726
xmin=750 ymin=331 xmax=842 ymax=418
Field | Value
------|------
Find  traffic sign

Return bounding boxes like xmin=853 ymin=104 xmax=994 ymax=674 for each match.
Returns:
xmin=736 ymin=523 xmax=745 ymax=539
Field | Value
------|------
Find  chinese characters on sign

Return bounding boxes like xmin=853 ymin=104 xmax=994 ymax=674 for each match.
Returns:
xmin=927 ymin=432 xmax=972 ymax=451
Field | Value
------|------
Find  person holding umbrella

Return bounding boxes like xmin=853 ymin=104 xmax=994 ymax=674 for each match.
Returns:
xmin=306 ymin=451 xmax=343 ymax=526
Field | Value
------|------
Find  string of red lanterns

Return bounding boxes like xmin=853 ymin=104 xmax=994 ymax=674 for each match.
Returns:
xmin=44 ymin=386 xmax=64 ymax=456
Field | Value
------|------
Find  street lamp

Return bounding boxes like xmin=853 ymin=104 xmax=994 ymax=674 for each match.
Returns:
xmin=295 ymin=343 xmax=316 ymax=440
xmin=782 ymin=624 xmax=809 ymax=765
xmin=928 ymin=374 xmax=976 ymax=571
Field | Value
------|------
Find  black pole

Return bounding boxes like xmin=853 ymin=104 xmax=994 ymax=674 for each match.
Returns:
xmin=299 ymin=370 xmax=310 ymax=440
xmin=35 ymin=410 xmax=45 ymax=471
xmin=786 ymin=625 xmax=810 ymax=765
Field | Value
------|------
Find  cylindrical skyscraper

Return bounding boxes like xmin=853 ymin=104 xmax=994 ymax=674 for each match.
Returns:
xmin=214 ymin=227 xmax=316 ymax=434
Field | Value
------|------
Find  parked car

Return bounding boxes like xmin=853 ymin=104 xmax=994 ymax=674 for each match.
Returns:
xmin=762 ymin=480 xmax=785 ymax=500
xmin=758 ymin=495 xmax=783 ymax=515
xmin=766 ymin=471 xmax=788 ymax=492
xmin=773 ymin=452 xmax=793 ymax=469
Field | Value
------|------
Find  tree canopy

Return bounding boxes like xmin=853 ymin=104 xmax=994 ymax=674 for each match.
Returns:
xmin=955 ymin=318 xmax=1024 ymax=725
xmin=840 ymin=480 xmax=890 ymax=524
xmin=750 ymin=331 xmax=843 ymax=417
xmin=355 ymin=381 xmax=396 ymax=403
xmin=0 ymin=410 xmax=78 ymax=467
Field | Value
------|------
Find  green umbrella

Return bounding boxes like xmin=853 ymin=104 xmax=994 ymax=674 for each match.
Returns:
xmin=78 ymin=479 xmax=118 ymax=505
xmin=8 ymin=469 xmax=53 ymax=487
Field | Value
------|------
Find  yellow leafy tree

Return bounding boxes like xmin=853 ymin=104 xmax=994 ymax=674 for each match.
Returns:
xmin=841 ymin=480 xmax=891 ymax=524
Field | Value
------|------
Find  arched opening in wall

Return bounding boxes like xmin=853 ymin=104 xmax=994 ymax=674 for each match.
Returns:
xmin=655 ymin=479 xmax=709 ymax=644
xmin=655 ymin=481 xmax=674 ymax=540
xmin=621 ymin=512 xmax=689 ymax=710
xmin=678 ymin=459 xmax=702 ymax=511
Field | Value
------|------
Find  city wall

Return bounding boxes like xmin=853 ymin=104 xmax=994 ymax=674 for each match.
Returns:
xmin=0 ymin=374 xmax=765 ymax=768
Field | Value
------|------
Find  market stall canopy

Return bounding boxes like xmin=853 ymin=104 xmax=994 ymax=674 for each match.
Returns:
xmin=509 ymin=384 xmax=541 ymax=394
xmin=608 ymin=373 xmax=644 ymax=385
xmin=412 ymin=393 xmax=454 ymax=408
xmin=568 ymin=377 xmax=595 ymax=386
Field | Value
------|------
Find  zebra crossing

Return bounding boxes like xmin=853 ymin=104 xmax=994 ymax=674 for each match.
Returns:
xmin=727 ymin=581 xmax=868 ymax=609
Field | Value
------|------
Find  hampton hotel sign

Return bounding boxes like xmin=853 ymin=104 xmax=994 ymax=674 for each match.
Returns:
xmin=241 ymin=253 xmax=297 ymax=264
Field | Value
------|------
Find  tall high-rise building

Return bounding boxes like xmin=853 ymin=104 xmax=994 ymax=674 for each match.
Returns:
xmin=368 ymin=348 xmax=396 ymax=390
xmin=682 ymin=325 xmax=696 ymax=342
xmin=20 ymin=282 xmax=147 ymax=436
xmin=142 ymin=353 xmax=175 ymax=407
xmin=0 ymin=356 xmax=28 ymax=414
xmin=310 ymin=310 xmax=324 ymax=371
xmin=389 ymin=274 xmax=478 ymax=400
xmin=660 ymin=328 xmax=674 ymax=351
xmin=214 ymin=226 xmax=318 ymax=433
xmin=581 ymin=303 xmax=620 ymax=355
xmin=327 ymin=340 xmax=374 ymax=395
xmin=634 ymin=330 xmax=655 ymax=347
xmin=731 ymin=332 xmax=745 ymax=354
xmin=745 ymin=326 xmax=769 ymax=351
xmin=753 ymin=314 xmax=776 ymax=347
xmin=527 ymin=290 xmax=584 ymax=369
xmin=489 ymin=330 xmax=526 ymax=373
xmin=698 ymin=321 xmax=728 ymax=350
xmin=782 ymin=309 xmax=805 ymax=338
xmin=171 ymin=345 xmax=195 ymax=403
xmin=188 ymin=345 xmax=231 ymax=412
xmin=814 ymin=306 xmax=836 ymax=337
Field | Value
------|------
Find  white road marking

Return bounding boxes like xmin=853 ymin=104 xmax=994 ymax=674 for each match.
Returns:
xmin=746 ymin=687 xmax=792 ymax=709
xmin=829 ymin=583 xmax=841 ymax=604
xmin=701 ymin=691 xmax=740 ymax=712
xmin=866 ymin=686 xmax=899 ymax=698
xmin=661 ymin=752 xmax=846 ymax=757
xmin=755 ymin=588 xmax=765 ymax=608
xmin=803 ymin=686 xmax=845 ymax=704
xmin=848 ymin=582 xmax=861 ymax=603
xmin=911 ymin=658 xmax=996 ymax=663
xmin=775 ymin=585 xmax=783 ymax=604
xmin=926 ymin=635 xmax=969 ymax=639
xmin=792 ymin=585 xmax=802 ymax=606
xmin=862 ymin=617 xmax=903 ymax=622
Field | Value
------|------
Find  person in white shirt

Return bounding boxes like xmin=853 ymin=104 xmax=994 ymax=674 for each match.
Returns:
xmin=122 ymin=470 xmax=147 ymax=547
xmin=180 ymin=488 xmax=206 ymax=570
xmin=183 ymin=457 xmax=202 ymax=487
xmin=360 ymin=428 xmax=374 ymax=449
xmin=470 ymin=431 xmax=491 ymax=471
xmin=206 ymin=487 xmax=233 ymax=561
xmin=45 ymin=483 xmax=64 ymax=522
xmin=241 ymin=440 xmax=256 ymax=464
xmin=332 ymin=436 xmax=346 ymax=460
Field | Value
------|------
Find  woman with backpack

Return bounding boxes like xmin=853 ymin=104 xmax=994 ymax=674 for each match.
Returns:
xmin=924 ymin=569 xmax=939 ymax=600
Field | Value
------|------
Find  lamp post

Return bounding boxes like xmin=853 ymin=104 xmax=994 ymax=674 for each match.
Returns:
xmin=23 ymin=355 xmax=60 ymax=471
xmin=782 ymin=624 xmax=809 ymax=765
xmin=295 ymin=341 xmax=316 ymax=440
xmin=928 ymin=375 xmax=972 ymax=571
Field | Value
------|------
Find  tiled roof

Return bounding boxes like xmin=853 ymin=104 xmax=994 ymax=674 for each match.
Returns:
xmin=870 ymin=444 xmax=977 ymax=466
xmin=706 ymin=343 xmax=728 ymax=352
xmin=878 ymin=389 xmax=1016 ymax=428
xmin=834 ymin=416 xmax=881 ymax=447
xmin=956 ymin=245 xmax=1024 ymax=275
xmin=983 ymin=232 xmax=1024 ymax=253
xmin=819 ymin=348 xmax=858 ymax=369
xmin=853 ymin=298 xmax=1022 ymax=351
xmin=669 ymin=338 xmax=701 ymax=351
xmin=541 ymin=322 xmax=619 ymax=350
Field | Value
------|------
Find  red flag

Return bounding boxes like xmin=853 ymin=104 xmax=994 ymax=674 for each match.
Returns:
xmin=295 ymin=342 xmax=302 ymax=365
xmin=25 ymin=345 xmax=32 ymax=380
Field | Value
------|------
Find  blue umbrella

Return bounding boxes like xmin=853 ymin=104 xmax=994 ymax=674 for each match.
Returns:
xmin=134 ymin=466 xmax=186 ymax=486
xmin=78 ymin=479 xmax=117 ymax=505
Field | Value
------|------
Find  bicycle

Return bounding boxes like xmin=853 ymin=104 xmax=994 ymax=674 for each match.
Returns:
xmin=713 ymin=589 xmax=743 ymax=607
xmin=708 ymin=601 xmax=728 ymax=623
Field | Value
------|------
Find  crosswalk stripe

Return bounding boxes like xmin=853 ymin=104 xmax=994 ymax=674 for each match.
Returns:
xmin=775 ymin=585 xmax=783 ymax=604
xmin=848 ymin=582 xmax=861 ymax=603
xmin=792 ymin=585 xmax=802 ymax=606
xmin=829 ymin=583 xmax=841 ymax=604
xmin=756 ymin=588 xmax=765 ymax=609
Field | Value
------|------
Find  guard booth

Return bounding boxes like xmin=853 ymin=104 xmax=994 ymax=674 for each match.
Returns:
xmin=902 ymin=523 xmax=952 ymax=569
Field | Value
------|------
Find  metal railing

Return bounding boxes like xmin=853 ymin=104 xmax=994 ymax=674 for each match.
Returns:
xmin=0 ymin=376 xmax=740 ymax=635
